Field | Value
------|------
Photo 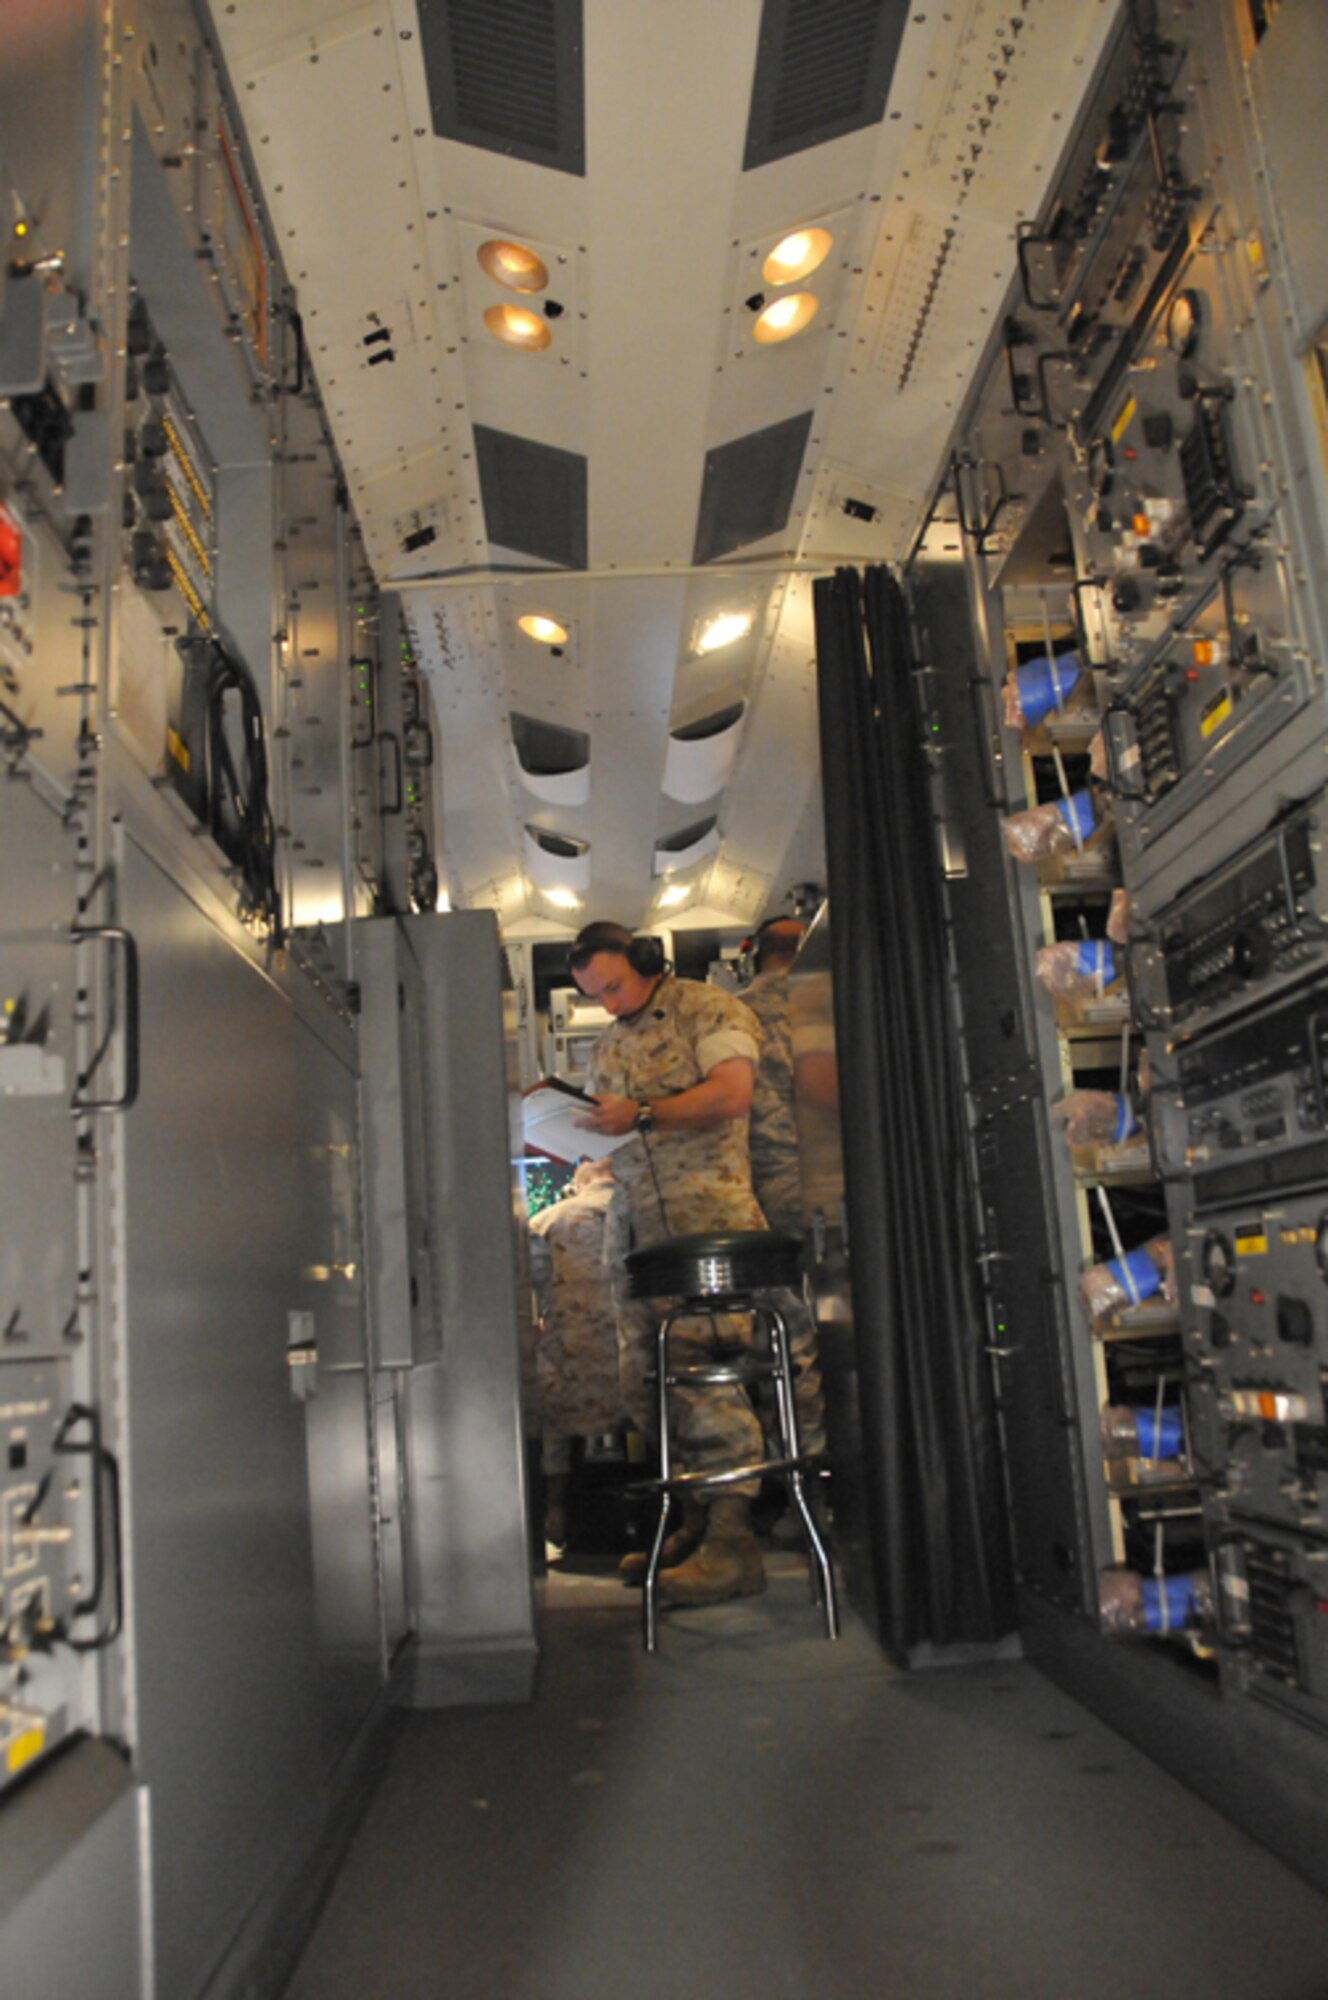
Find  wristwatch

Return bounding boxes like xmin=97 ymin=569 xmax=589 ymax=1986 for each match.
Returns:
xmin=633 ymin=1102 xmax=656 ymax=1134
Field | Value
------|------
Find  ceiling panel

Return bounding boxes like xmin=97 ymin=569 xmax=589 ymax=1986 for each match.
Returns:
xmin=417 ymin=0 xmax=586 ymax=173
xmin=213 ymin=0 xmax=1119 ymax=931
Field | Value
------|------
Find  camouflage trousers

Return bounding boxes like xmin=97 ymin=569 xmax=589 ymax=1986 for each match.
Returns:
xmin=608 ymin=1179 xmax=821 ymax=1499
xmin=751 ymin=1172 xmax=826 ymax=1459
xmin=607 ymin=1179 xmax=764 ymax=1498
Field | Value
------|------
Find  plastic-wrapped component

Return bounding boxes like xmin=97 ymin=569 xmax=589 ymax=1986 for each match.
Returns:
xmin=1002 ymin=789 xmax=1101 ymax=864
xmin=1106 ymin=887 xmax=1129 ymax=943
xmin=1099 ymin=1567 xmax=1212 ymax=1639
xmin=1079 ymin=1235 xmax=1175 ymax=1323
xmin=1100 ymin=1403 xmax=1184 ymax=1460
xmin=1035 ymin=939 xmax=1119 ymax=1008
xmin=1218 ymin=1388 xmax=1311 ymax=1424
xmin=1002 ymin=649 xmax=1083 ymax=730
xmin=1052 ymin=1089 xmax=1137 ymax=1148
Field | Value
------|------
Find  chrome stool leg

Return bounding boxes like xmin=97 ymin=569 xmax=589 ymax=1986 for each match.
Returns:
xmin=643 ymin=1308 xmax=678 ymax=1655
xmin=764 ymin=1303 xmax=839 ymax=1641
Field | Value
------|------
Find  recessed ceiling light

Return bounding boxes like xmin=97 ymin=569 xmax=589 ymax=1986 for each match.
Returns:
xmin=695 ymin=610 xmax=753 ymax=655
xmin=518 ymin=613 xmax=569 ymax=645
xmin=477 ymin=238 xmax=549 ymax=293
xmin=545 ymin=886 xmax=583 ymax=910
xmin=658 ymin=883 xmax=691 ymax=909
xmin=752 ymin=292 xmax=819 ymax=345
xmin=762 ymin=227 xmax=832 ymax=286
xmin=484 ymin=303 xmax=552 ymax=352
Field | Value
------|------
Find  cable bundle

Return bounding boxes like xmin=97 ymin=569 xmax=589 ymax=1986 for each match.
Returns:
xmin=176 ymin=635 xmax=283 ymax=944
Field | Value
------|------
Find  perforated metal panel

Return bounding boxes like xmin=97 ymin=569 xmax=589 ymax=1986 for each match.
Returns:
xmin=743 ymin=0 xmax=907 ymax=169
xmin=418 ymin=0 xmax=586 ymax=174
xmin=474 ymin=424 xmax=588 ymax=568
xmin=692 ymin=412 xmax=813 ymax=565
xmin=511 ymin=711 xmax=590 ymax=775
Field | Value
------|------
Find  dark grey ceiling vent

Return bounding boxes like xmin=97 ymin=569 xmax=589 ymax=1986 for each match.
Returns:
xmin=475 ymin=426 xmax=588 ymax=569
xmin=657 ymin=815 xmax=718 ymax=854
xmin=418 ymin=0 xmax=586 ymax=175
xmin=525 ymin=823 xmax=588 ymax=858
xmin=692 ymin=412 xmax=813 ymax=565
xmin=743 ymin=0 xmax=908 ymax=170
xmin=672 ymin=701 xmax=746 ymax=743
xmin=512 ymin=712 xmax=589 ymax=775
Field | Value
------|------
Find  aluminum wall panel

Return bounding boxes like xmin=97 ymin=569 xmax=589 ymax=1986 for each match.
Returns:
xmin=117 ymin=831 xmax=331 ymax=2000
xmin=0 ymin=1740 xmax=140 ymax=2000
xmin=401 ymin=911 xmax=535 ymax=1705
xmin=304 ymin=1369 xmax=381 ymax=1774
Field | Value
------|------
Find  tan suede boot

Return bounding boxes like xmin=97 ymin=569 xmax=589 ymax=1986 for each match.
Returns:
xmin=619 ymin=1493 xmax=705 ymax=1584
xmin=656 ymin=1495 xmax=765 ymax=1606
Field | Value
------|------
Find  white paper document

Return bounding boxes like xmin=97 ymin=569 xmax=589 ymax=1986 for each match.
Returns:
xmin=521 ymin=1078 xmax=632 ymax=1164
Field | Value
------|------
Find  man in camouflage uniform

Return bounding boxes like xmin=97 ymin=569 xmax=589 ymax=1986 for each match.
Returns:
xmin=528 ymin=1156 xmax=622 ymax=1556
xmin=569 ymin=921 xmax=768 ymax=1606
xmin=741 ymin=917 xmax=825 ymax=1458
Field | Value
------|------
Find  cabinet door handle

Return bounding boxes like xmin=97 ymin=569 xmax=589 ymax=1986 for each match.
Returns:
xmin=70 ymin=925 xmax=140 ymax=1113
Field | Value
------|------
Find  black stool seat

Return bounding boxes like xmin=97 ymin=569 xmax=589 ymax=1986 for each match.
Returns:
xmin=625 ymin=1230 xmax=803 ymax=1302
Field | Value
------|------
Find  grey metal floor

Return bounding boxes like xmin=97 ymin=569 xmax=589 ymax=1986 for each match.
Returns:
xmin=284 ymin=1557 xmax=1328 ymax=2000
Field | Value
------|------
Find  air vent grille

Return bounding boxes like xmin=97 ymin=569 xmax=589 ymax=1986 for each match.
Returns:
xmin=672 ymin=701 xmax=746 ymax=743
xmin=475 ymin=426 xmax=588 ymax=569
xmin=657 ymin=816 xmax=719 ymax=854
xmin=693 ymin=412 xmax=813 ymax=565
xmin=744 ymin=0 xmax=907 ymax=170
xmin=419 ymin=0 xmax=586 ymax=175
xmin=512 ymin=712 xmax=589 ymax=776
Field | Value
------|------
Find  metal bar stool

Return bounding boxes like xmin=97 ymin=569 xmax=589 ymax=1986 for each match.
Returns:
xmin=624 ymin=1230 xmax=839 ymax=1653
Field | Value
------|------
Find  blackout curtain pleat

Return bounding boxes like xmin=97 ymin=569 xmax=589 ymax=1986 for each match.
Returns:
xmin=813 ymin=565 xmax=1016 ymax=1661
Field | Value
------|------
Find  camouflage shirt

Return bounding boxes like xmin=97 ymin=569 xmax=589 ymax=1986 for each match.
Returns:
xmin=587 ymin=974 xmax=764 ymax=1242
xmin=743 ymin=969 xmax=801 ymax=1231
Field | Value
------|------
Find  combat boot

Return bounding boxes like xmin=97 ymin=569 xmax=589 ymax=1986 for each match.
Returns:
xmin=619 ymin=1492 xmax=705 ymax=1584
xmin=656 ymin=1495 xmax=765 ymax=1606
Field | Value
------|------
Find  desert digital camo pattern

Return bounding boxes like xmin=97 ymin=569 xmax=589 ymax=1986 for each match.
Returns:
xmin=590 ymin=976 xmax=766 ymax=1492
xmin=742 ymin=967 xmax=801 ymax=1232
xmin=528 ymin=1176 xmax=621 ymax=1471
xmin=742 ymin=968 xmax=825 ymax=1456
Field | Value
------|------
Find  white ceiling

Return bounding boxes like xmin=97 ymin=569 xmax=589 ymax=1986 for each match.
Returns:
xmin=212 ymin=0 xmax=1119 ymax=935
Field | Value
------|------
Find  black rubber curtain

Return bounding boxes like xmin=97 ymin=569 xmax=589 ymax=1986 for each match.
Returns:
xmin=813 ymin=565 xmax=1015 ymax=1661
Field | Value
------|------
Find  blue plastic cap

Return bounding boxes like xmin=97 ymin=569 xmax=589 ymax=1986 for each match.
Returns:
xmin=1141 ymin=1573 xmax=1199 ymax=1634
xmin=1106 ymin=1246 xmax=1161 ymax=1307
xmin=1056 ymin=789 xmax=1097 ymax=842
xmin=1016 ymin=651 xmax=1081 ymax=727
xmin=1075 ymin=940 xmax=1117 ymax=986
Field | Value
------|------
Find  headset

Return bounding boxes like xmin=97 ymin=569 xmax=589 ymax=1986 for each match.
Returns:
xmin=737 ymin=914 xmax=804 ymax=982
xmin=567 ymin=923 xmax=668 ymax=981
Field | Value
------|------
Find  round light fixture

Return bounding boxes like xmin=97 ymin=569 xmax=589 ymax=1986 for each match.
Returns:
xmin=477 ymin=238 xmax=549 ymax=293
xmin=484 ymin=303 xmax=552 ymax=353
xmin=695 ymin=610 xmax=753 ymax=655
xmin=752 ymin=292 xmax=819 ymax=345
xmin=518 ymin=613 xmax=569 ymax=645
xmin=762 ymin=227 xmax=832 ymax=286
xmin=545 ymin=886 xmax=583 ymax=911
xmin=658 ymin=883 xmax=691 ymax=909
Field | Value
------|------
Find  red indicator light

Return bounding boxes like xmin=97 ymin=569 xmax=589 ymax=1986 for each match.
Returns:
xmin=1249 ymin=1289 xmax=1265 ymax=1306
xmin=0 ymin=502 xmax=20 ymax=598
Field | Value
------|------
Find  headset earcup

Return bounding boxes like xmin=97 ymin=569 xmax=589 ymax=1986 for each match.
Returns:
xmin=628 ymin=935 xmax=665 ymax=977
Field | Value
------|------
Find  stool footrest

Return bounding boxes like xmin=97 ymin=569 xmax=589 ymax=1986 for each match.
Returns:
xmin=628 ymin=1455 xmax=810 ymax=1496
xmin=664 ymin=1361 xmax=780 ymax=1387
